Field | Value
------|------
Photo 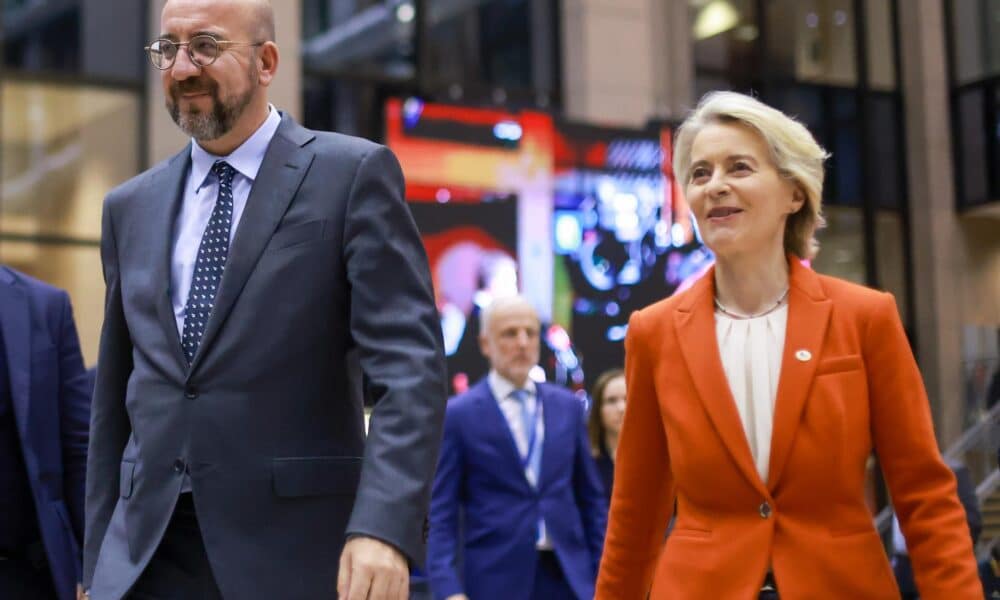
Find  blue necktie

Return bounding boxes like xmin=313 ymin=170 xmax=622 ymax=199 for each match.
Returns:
xmin=510 ymin=389 xmax=542 ymax=484
xmin=181 ymin=160 xmax=236 ymax=364
xmin=511 ymin=388 xmax=546 ymax=544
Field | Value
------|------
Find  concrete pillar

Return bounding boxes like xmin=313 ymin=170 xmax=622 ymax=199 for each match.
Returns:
xmin=146 ymin=0 xmax=301 ymax=166
xmin=650 ymin=0 xmax=694 ymax=120
xmin=897 ymin=0 xmax=965 ymax=446
xmin=561 ymin=0 xmax=693 ymax=127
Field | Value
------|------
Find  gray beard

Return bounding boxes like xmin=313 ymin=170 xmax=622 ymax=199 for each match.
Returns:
xmin=168 ymin=66 xmax=259 ymax=141
xmin=169 ymin=87 xmax=254 ymax=141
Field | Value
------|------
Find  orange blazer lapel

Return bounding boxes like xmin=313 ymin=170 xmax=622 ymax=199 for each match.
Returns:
xmin=674 ymin=268 xmax=768 ymax=496
xmin=766 ymin=259 xmax=832 ymax=490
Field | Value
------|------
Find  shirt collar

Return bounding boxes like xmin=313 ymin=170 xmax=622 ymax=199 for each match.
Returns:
xmin=488 ymin=370 xmax=537 ymax=403
xmin=189 ymin=104 xmax=282 ymax=190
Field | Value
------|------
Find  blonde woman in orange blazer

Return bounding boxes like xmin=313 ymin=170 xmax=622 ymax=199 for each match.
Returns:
xmin=595 ymin=92 xmax=981 ymax=599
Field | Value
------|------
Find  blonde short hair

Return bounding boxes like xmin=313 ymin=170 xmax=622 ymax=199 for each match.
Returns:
xmin=673 ymin=91 xmax=830 ymax=259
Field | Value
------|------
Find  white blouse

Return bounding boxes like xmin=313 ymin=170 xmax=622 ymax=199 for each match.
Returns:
xmin=715 ymin=304 xmax=788 ymax=483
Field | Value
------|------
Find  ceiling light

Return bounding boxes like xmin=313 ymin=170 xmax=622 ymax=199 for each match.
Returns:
xmin=693 ymin=0 xmax=740 ymax=41
xmin=395 ymin=2 xmax=415 ymax=24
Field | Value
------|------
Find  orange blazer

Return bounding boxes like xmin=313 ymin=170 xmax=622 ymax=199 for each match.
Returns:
xmin=595 ymin=259 xmax=981 ymax=599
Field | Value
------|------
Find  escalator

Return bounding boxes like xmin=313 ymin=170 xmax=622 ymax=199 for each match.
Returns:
xmin=876 ymin=401 xmax=1000 ymax=560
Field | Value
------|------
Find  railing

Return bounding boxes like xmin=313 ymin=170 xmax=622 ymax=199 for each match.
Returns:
xmin=875 ymin=401 xmax=1000 ymax=558
xmin=976 ymin=469 xmax=1000 ymax=560
xmin=946 ymin=401 xmax=1000 ymax=468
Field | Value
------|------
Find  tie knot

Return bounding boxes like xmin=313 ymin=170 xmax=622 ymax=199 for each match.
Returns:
xmin=509 ymin=389 xmax=529 ymax=403
xmin=212 ymin=160 xmax=235 ymax=181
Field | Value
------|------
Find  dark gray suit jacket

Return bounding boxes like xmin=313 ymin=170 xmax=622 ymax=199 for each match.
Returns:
xmin=84 ymin=114 xmax=447 ymax=599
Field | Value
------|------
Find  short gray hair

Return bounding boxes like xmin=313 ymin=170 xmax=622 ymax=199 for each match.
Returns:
xmin=479 ymin=295 xmax=538 ymax=334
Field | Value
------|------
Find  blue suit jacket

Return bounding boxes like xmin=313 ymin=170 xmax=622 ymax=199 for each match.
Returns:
xmin=0 ymin=266 xmax=90 ymax=600
xmin=428 ymin=379 xmax=607 ymax=600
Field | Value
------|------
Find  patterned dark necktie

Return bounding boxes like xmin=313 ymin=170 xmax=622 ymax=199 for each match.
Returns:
xmin=181 ymin=160 xmax=236 ymax=364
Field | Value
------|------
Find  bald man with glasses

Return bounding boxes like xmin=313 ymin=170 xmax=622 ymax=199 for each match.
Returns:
xmin=83 ymin=1 xmax=446 ymax=599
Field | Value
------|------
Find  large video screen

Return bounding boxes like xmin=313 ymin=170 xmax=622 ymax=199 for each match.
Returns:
xmin=407 ymin=189 xmax=519 ymax=394
xmin=551 ymin=121 xmax=710 ymax=381
xmin=386 ymin=98 xmax=707 ymax=396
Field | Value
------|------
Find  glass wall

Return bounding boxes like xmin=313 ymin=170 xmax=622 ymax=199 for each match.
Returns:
xmin=690 ymin=0 xmax=912 ymax=330
xmin=1 ymin=1 xmax=146 ymax=364
xmin=947 ymin=0 xmax=1000 ymax=210
xmin=3 ymin=0 xmax=145 ymax=82
xmin=301 ymin=0 xmax=559 ymax=139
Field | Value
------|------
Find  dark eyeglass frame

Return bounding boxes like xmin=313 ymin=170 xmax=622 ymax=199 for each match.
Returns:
xmin=145 ymin=35 xmax=265 ymax=70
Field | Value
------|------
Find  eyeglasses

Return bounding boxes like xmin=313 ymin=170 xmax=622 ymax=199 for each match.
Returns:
xmin=145 ymin=35 xmax=265 ymax=70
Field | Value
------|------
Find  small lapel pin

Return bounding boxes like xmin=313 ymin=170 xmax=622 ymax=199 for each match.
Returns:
xmin=795 ymin=349 xmax=812 ymax=362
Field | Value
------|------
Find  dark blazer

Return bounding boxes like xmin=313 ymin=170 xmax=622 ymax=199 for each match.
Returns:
xmin=427 ymin=378 xmax=607 ymax=600
xmin=84 ymin=114 xmax=447 ymax=599
xmin=594 ymin=448 xmax=614 ymax=503
xmin=0 ymin=266 xmax=90 ymax=600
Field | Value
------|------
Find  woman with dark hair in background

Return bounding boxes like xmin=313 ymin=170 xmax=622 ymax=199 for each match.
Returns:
xmin=588 ymin=369 xmax=625 ymax=501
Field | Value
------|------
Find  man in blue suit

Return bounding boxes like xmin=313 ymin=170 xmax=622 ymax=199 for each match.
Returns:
xmin=428 ymin=296 xmax=607 ymax=600
xmin=0 ymin=266 xmax=90 ymax=600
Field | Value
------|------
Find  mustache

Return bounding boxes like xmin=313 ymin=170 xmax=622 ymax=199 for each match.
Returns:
xmin=171 ymin=77 xmax=218 ymax=97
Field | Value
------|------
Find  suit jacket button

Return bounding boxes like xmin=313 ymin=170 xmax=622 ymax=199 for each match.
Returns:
xmin=173 ymin=459 xmax=186 ymax=473
xmin=759 ymin=501 xmax=772 ymax=519
xmin=184 ymin=387 xmax=198 ymax=399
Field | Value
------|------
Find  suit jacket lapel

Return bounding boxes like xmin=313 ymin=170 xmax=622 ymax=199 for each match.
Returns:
xmin=537 ymin=385 xmax=558 ymax=488
xmin=674 ymin=268 xmax=768 ymax=496
xmin=189 ymin=115 xmax=315 ymax=373
xmin=766 ymin=259 xmax=831 ymax=489
xmin=149 ymin=149 xmax=191 ymax=370
xmin=0 ymin=269 xmax=31 ymax=440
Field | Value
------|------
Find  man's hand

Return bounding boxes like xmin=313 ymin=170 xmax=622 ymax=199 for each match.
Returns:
xmin=445 ymin=595 xmax=469 ymax=600
xmin=337 ymin=536 xmax=409 ymax=600
xmin=77 ymin=584 xmax=87 ymax=600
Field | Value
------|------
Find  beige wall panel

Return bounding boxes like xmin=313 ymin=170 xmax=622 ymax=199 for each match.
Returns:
xmin=575 ymin=89 xmax=655 ymax=129
xmin=582 ymin=12 xmax=653 ymax=90
xmin=960 ymin=217 xmax=1000 ymax=326
xmin=651 ymin=0 xmax=694 ymax=118
xmin=561 ymin=0 xmax=690 ymax=126
xmin=899 ymin=0 xmax=965 ymax=446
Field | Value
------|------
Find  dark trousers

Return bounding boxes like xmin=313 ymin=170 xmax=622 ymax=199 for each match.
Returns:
xmin=128 ymin=494 xmax=224 ymax=600
xmin=757 ymin=571 xmax=779 ymax=600
xmin=0 ymin=548 xmax=57 ymax=600
xmin=530 ymin=550 xmax=576 ymax=600
xmin=893 ymin=554 xmax=919 ymax=599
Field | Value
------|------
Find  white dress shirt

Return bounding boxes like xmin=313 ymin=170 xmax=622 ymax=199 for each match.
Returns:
xmin=170 ymin=106 xmax=282 ymax=336
xmin=170 ymin=106 xmax=280 ymax=492
xmin=715 ymin=305 xmax=788 ymax=483
xmin=892 ymin=515 xmax=907 ymax=555
xmin=487 ymin=370 xmax=551 ymax=549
